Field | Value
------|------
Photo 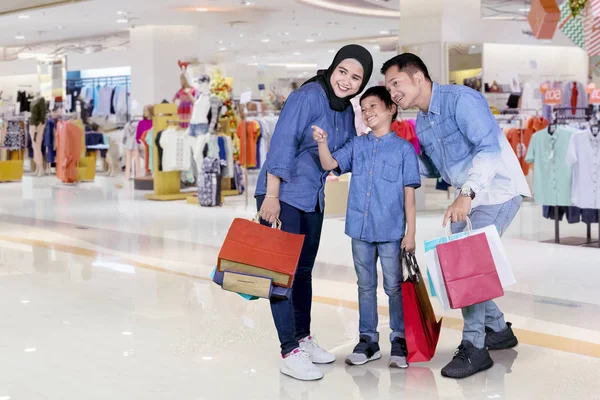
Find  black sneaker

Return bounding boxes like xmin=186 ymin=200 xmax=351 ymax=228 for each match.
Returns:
xmin=441 ymin=341 xmax=494 ymax=379
xmin=485 ymin=322 xmax=518 ymax=350
xmin=389 ymin=337 xmax=409 ymax=368
xmin=345 ymin=335 xmax=381 ymax=366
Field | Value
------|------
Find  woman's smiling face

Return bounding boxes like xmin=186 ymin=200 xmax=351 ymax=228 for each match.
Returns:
xmin=329 ymin=59 xmax=364 ymax=98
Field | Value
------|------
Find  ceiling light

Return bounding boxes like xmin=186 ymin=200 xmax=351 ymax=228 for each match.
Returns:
xmin=261 ymin=38 xmax=270 ymax=43
xmin=196 ymin=8 xmax=209 ymax=12
xmin=116 ymin=18 xmax=128 ymax=23
xmin=18 ymin=15 xmax=30 ymax=19
xmin=15 ymin=34 xmax=25 ymax=40
xmin=373 ymin=45 xmax=380 ymax=50
xmin=252 ymin=55 xmax=257 ymax=59
xmin=305 ymin=38 xmax=315 ymax=43
xmin=380 ymin=30 xmax=390 ymax=34
xmin=121 ymin=332 xmax=133 ymax=336
xmin=202 ymin=356 xmax=213 ymax=361
xmin=20 ymin=300 xmax=30 ymax=303
xmin=219 ymin=47 xmax=227 ymax=51
xmin=519 ymin=8 xmax=531 ymax=12
xmin=297 ymin=0 xmax=401 ymax=18
xmin=56 ymin=25 xmax=64 ymax=30
xmin=24 ymin=348 xmax=36 ymax=352
xmin=328 ymin=49 xmax=335 ymax=53
xmin=241 ymin=0 xmax=254 ymax=5
xmin=117 ymin=11 xmax=126 ymax=15
xmin=293 ymin=52 xmax=301 ymax=55
xmin=239 ymin=33 xmax=244 ymax=37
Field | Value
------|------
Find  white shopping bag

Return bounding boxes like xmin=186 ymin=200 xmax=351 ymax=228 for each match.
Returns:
xmin=424 ymin=220 xmax=516 ymax=311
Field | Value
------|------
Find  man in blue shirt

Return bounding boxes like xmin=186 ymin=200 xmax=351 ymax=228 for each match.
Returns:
xmin=382 ymin=53 xmax=530 ymax=379
xmin=312 ymin=86 xmax=421 ymax=369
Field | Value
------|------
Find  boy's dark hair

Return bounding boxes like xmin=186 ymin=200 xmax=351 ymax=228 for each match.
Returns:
xmin=381 ymin=53 xmax=432 ymax=81
xmin=360 ymin=86 xmax=398 ymax=121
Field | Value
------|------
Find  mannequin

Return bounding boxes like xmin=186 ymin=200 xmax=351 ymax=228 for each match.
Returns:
xmin=173 ymin=72 xmax=198 ymax=129
xmin=189 ymin=75 xmax=211 ymax=137
xmin=30 ymin=93 xmax=47 ymax=176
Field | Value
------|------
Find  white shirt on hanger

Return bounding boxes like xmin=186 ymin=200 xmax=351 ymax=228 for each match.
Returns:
xmin=567 ymin=129 xmax=600 ymax=209
xmin=160 ymin=128 xmax=194 ymax=172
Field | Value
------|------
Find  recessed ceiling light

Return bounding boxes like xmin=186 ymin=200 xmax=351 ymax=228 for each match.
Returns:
xmin=293 ymin=51 xmax=301 ymax=55
xmin=56 ymin=25 xmax=64 ymax=30
xmin=239 ymin=33 xmax=244 ymax=37
xmin=219 ymin=47 xmax=227 ymax=51
xmin=380 ymin=30 xmax=390 ymax=35
xmin=261 ymin=38 xmax=270 ymax=43
xmin=24 ymin=348 xmax=36 ymax=352
xmin=117 ymin=11 xmax=126 ymax=15
xmin=196 ymin=8 xmax=209 ymax=12
xmin=252 ymin=55 xmax=257 ymax=59
xmin=121 ymin=332 xmax=133 ymax=336
xmin=15 ymin=34 xmax=25 ymax=40
xmin=519 ymin=8 xmax=530 ymax=12
xmin=305 ymin=38 xmax=315 ymax=43
xmin=217 ymin=40 xmax=223 ymax=44
xmin=18 ymin=15 xmax=30 ymax=19
xmin=241 ymin=0 xmax=254 ymax=5
xmin=116 ymin=18 xmax=128 ymax=23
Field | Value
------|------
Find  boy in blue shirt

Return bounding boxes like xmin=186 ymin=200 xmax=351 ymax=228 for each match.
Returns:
xmin=312 ymin=86 xmax=421 ymax=368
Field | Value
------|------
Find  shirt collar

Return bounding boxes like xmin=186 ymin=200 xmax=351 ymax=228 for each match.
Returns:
xmin=368 ymin=131 xmax=395 ymax=141
xmin=420 ymin=81 xmax=440 ymax=117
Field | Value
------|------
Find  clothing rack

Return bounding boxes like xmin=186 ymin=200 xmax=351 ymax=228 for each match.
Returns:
xmin=66 ymin=75 xmax=131 ymax=123
xmin=545 ymin=108 xmax=599 ymax=247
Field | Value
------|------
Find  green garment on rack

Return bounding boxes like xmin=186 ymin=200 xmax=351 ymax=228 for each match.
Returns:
xmin=145 ymin=129 xmax=154 ymax=172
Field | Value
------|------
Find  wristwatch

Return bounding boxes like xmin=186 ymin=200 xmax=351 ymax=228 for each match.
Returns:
xmin=460 ymin=186 xmax=476 ymax=200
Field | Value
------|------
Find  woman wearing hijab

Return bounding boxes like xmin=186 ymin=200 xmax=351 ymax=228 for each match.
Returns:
xmin=255 ymin=44 xmax=373 ymax=381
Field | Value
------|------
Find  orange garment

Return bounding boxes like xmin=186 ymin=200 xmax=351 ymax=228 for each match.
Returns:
xmin=526 ymin=116 xmax=549 ymax=132
xmin=505 ymin=128 xmax=534 ymax=175
xmin=391 ymin=120 xmax=416 ymax=142
xmin=56 ymin=121 xmax=82 ymax=183
xmin=236 ymin=121 xmax=259 ymax=168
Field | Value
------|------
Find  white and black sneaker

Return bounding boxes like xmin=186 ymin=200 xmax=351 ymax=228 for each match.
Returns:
xmin=389 ymin=337 xmax=409 ymax=368
xmin=280 ymin=349 xmax=324 ymax=381
xmin=299 ymin=336 xmax=336 ymax=364
xmin=345 ymin=335 xmax=381 ymax=366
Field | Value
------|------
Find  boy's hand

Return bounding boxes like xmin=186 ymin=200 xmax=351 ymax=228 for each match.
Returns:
xmin=312 ymin=125 xmax=328 ymax=143
xmin=401 ymin=234 xmax=416 ymax=253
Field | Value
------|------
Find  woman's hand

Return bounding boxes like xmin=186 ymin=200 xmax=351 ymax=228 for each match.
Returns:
xmin=312 ymin=125 xmax=328 ymax=143
xmin=259 ymin=197 xmax=281 ymax=224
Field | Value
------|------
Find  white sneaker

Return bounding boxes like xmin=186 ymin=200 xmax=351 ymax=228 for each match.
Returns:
xmin=280 ymin=349 xmax=324 ymax=381
xmin=299 ymin=336 xmax=336 ymax=364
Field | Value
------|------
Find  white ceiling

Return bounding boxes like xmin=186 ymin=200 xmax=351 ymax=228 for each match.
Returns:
xmin=0 ymin=0 xmax=400 ymax=61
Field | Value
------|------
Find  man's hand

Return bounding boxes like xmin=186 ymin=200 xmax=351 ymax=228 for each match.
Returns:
xmin=312 ymin=125 xmax=328 ymax=143
xmin=401 ymin=234 xmax=416 ymax=253
xmin=443 ymin=196 xmax=472 ymax=227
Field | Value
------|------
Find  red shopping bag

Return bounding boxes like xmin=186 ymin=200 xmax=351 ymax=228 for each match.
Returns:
xmin=436 ymin=232 xmax=504 ymax=309
xmin=401 ymin=253 xmax=442 ymax=363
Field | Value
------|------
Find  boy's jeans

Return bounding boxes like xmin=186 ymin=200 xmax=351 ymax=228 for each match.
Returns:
xmin=351 ymin=239 xmax=405 ymax=343
xmin=451 ymin=195 xmax=523 ymax=349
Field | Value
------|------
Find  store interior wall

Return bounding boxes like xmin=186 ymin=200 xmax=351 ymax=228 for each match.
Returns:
xmin=483 ymin=43 xmax=589 ymax=87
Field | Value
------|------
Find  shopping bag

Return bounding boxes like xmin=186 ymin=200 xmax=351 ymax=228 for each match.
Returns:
xmin=401 ymin=252 xmax=442 ymax=363
xmin=436 ymin=223 xmax=504 ymax=309
xmin=424 ymin=222 xmax=516 ymax=310
xmin=528 ymin=0 xmax=560 ymax=39
xmin=211 ymin=267 xmax=259 ymax=301
xmin=212 ymin=267 xmax=293 ymax=300
xmin=584 ymin=0 xmax=600 ymax=56
xmin=218 ymin=215 xmax=305 ymax=288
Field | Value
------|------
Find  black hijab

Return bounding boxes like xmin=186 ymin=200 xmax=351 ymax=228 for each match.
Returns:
xmin=303 ymin=44 xmax=373 ymax=112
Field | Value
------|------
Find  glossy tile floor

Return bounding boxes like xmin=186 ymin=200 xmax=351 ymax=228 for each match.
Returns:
xmin=1 ymin=176 xmax=600 ymax=399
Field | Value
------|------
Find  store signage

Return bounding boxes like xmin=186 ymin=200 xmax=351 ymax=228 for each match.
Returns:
xmin=540 ymin=82 xmax=550 ymax=93
xmin=589 ymin=88 xmax=600 ymax=104
xmin=587 ymin=82 xmax=597 ymax=94
xmin=543 ymin=88 xmax=562 ymax=105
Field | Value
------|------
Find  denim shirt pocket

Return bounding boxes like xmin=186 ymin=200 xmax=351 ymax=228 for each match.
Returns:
xmin=382 ymin=160 xmax=401 ymax=182
xmin=441 ymin=119 xmax=470 ymax=161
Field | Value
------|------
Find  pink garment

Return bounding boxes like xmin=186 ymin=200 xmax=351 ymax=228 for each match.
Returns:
xmin=351 ymin=97 xmax=369 ymax=136
xmin=406 ymin=119 xmax=420 ymax=155
xmin=136 ymin=119 xmax=153 ymax=144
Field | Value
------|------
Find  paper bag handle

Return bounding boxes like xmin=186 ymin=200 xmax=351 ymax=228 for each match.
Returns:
xmin=253 ymin=213 xmax=282 ymax=230
xmin=444 ymin=217 xmax=472 ymax=241
xmin=402 ymin=251 xmax=421 ymax=283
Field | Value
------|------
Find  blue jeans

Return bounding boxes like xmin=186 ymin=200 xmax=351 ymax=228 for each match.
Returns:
xmin=451 ymin=195 xmax=523 ymax=349
xmin=351 ymin=239 xmax=405 ymax=343
xmin=188 ymin=123 xmax=209 ymax=137
xmin=256 ymin=195 xmax=324 ymax=355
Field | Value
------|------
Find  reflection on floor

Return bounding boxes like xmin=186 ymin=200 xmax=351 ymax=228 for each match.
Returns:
xmin=0 ymin=176 xmax=599 ymax=399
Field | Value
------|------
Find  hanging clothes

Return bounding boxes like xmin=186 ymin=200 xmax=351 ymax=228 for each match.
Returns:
xmin=4 ymin=120 xmax=26 ymax=150
xmin=43 ymin=119 xmax=57 ymax=164
xmin=236 ymin=121 xmax=259 ymax=168
xmin=122 ymin=121 xmax=139 ymax=151
xmin=566 ymin=129 xmax=600 ymax=209
xmin=559 ymin=81 xmax=587 ymax=119
xmin=174 ymin=87 xmax=199 ymax=129
xmin=159 ymin=128 xmax=194 ymax=172
xmin=56 ymin=120 xmax=82 ymax=183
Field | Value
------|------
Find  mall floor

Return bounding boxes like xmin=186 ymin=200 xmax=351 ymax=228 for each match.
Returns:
xmin=0 ymin=176 xmax=599 ymax=400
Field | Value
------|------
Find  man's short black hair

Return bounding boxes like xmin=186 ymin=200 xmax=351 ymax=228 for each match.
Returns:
xmin=360 ymin=86 xmax=398 ymax=121
xmin=381 ymin=53 xmax=432 ymax=81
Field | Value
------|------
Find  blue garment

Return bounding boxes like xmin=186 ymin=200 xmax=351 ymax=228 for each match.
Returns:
xmin=256 ymin=195 xmax=324 ymax=355
xmin=416 ymin=82 xmax=529 ymax=208
xmin=333 ymin=131 xmax=421 ymax=243
xmin=255 ymin=82 xmax=356 ymax=212
xmin=352 ymin=239 xmax=405 ymax=343
xmin=217 ymin=136 xmax=226 ymax=161
xmin=42 ymin=119 xmax=56 ymax=164
xmin=450 ymin=195 xmax=523 ymax=349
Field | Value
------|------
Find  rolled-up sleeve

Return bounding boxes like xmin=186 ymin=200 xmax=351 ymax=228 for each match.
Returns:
xmin=455 ymin=90 xmax=501 ymax=193
xmin=332 ymin=138 xmax=354 ymax=174
xmin=266 ymin=92 xmax=313 ymax=182
xmin=403 ymin=145 xmax=422 ymax=188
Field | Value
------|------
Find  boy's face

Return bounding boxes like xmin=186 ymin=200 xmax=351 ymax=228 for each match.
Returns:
xmin=360 ymin=95 xmax=396 ymax=131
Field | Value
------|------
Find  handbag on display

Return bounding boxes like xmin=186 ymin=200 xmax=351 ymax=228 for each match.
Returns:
xmin=217 ymin=215 xmax=305 ymax=291
xmin=401 ymin=252 xmax=442 ymax=363
xmin=435 ymin=219 xmax=504 ymax=310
